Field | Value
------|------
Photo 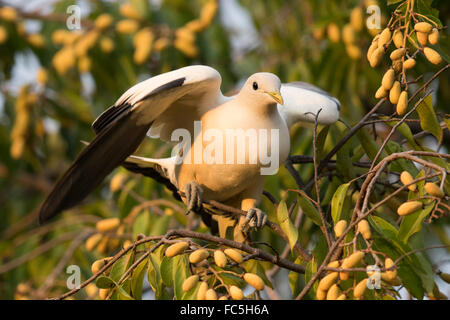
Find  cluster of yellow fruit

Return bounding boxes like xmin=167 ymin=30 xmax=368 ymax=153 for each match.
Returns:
xmin=368 ymin=20 xmax=442 ymax=115
xmin=396 ymin=171 xmax=445 ymax=216
xmin=173 ymin=0 xmax=218 ymax=58
xmin=85 ymin=218 xmax=127 ymax=254
xmin=334 ymin=218 xmax=372 ymax=241
xmin=0 ymin=6 xmax=46 ymax=47
xmin=165 ymin=241 xmax=264 ymax=300
xmin=10 ymin=86 xmax=38 ymax=159
xmin=317 ymin=249 xmax=399 ymax=300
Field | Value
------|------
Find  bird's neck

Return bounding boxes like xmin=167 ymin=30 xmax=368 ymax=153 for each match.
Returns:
xmin=235 ymin=93 xmax=278 ymax=117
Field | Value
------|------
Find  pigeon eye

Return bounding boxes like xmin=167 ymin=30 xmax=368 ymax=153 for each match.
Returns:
xmin=252 ymin=82 xmax=258 ymax=90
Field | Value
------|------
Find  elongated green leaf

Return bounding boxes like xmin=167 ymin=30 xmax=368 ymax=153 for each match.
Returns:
xmin=132 ymin=209 xmax=150 ymax=238
xmin=297 ymin=195 xmax=322 ymax=226
xmin=356 ymin=127 xmax=380 ymax=161
xmin=109 ymin=252 xmax=134 ymax=282
xmin=277 ymin=200 xmax=299 ymax=250
xmin=242 ymin=259 xmax=273 ymax=289
xmin=95 ymin=275 xmax=115 ymax=289
xmin=131 ymin=259 xmax=148 ymax=300
xmin=172 ymin=254 xmax=190 ymax=300
xmin=416 ymin=95 xmax=442 ymax=141
xmin=331 ymin=182 xmax=350 ymax=223
xmin=289 ymin=256 xmax=304 ymax=297
xmin=398 ymin=203 xmax=434 ymax=243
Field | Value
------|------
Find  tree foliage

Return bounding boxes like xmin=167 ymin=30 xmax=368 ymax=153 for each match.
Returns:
xmin=0 ymin=0 xmax=449 ymax=300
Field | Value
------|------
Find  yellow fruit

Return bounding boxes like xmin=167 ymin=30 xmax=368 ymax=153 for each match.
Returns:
xmin=397 ymin=201 xmax=423 ymax=216
xmin=99 ymin=288 xmax=109 ymax=300
xmin=120 ymin=3 xmax=142 ymax=20
xmin=175 ymin=27 xmax=195 ymax=43
xmin=378 ymin=28 xmax=391 ymax=48
xmin=0 ymin=6 xmax=18 ymax=21
xmin=96 ymin=218 xmax=120 ymax=232
xmin=78 ymin=55 xmax=91 ymax=73
xmin=316 ymin=289 xmax=326 ymax=300
xmin=328 ymin=260 xmax=340 ymax=269
xmin=189 ymin=249 xmax=209 ymax=264
xmin=182 ymin=275 xmax=199 ymax=292
xmin=389 ymin=48 xmax=406 ymax=61
xmin=312 ymin=27 xmax=324 ymax=41
xmin=392 ymin=59 xmax=402 ymax=73
xmin=219 ymin=296 xmax=228 ymax=300
xmin=428 ymin=28 xmax=439 ymax=45
xmin=326 ymin=284 xmax=340 ymax=300
xmin=400 ymin=171 xmax=416 ymax=191
xmin=100 ymin=37 xmax=115 ymax=53
xmin=337 ymin=294 xmax=346 ymax=300
xmin=367 ymin=42 xmax=378 ymax=62
xmin=403 ymin=58 xmax=416 ymax=69
xmin=353 ymin=278 xmax=368 ymax=298
xmin=74 ymin=31 xmax=99 ymax=57
xmin=122 ymin=240 xmax=132 ymax=249
xmin=224 ymin=248 xmax=243 ymax=264
xmin=375 ymin=86 xmax=388 ymax=99
xmin=85 ymin=233 xmax=102 ymax=251
xmin=197 ymin=281 xmax=208 ymax=300
xmin=91 ymin=258 xmax=110 ymax=274
xmin=381 ymin=69 xmax=395 ymax=90
xmin=423 ymin=47 xmax=442 ymax=65
xmin=229 ymin=285 xmax=243 ymax=300
xmin=0 ymin=26 xmax=7 ymax=44
xmin=327 ymin=23 xmax=340 ymax=43
xmin=350 ymin=7 xmax=363 ymax=32
xmin=439 ymin=272 xmax=450 ymax=284
xmin=424 ymin=182 xmax=444 ymax=198
xmin=384 ymin=258 xmax=397 ymax=281
xmin=389 ymin=81 xmax=401 ymax=104
xmin=96 ymin=236 xmax=109 ymax=254
xmin=153 ymin=37 xmax=170 ymax=51
xmin=342 ymin=251 xmax=365 ymax=269
xmin=392 ymin=29 xmax=403 ymax=48
xmin=205 ymin=288 xmax=217 ymax=300
xmin=165 ymin=241 xmax=189 ymax=257
xmin=342 ymin=24 xmax=355 ymax=44
xmin=334 ymin=220 xmax=347 ymax=238
xmin=381 ymin=274 xmax=401 ymax=286
xmin=116 ymin=19 xmax=139 ymax=34
xmin=85 ymin=283 xmax=98 ymax=297
xmin=414 ymin=22 xmax=432 ymax=34
xmin=110 ymin=172 xmax=126 ymax=192
xmin=214 ymin=250 xmax=227 ymax=268
xmin=243 ymin=273 xmax=265 ymax=291
xmin=417 ymin=31 xmax=428 ymax=46
xmin=133 ymin=28 xmax=154 ymax=64
xmin=369 ymin=47 xmax=384 ymax=67
xmin=36 ymin=68 xmax=48 ymax=85
xmin=199 ymin=0 xmax=218 ymax=26
xmin=318 ymin=272 xmax=338 ymax=291
xmin=358 ymin=219 xmax=371 ymax=239
xmin=27 ymin=34 xmax=45 ymax=48
xmin=186 ymin=19 xmax=207 ymax=33
xmin=396 ymin=91 xmax=408 ymax=115
xmin=51 ymin=30 xmax=68 ymax=44
xmin=346 ymin=45 xmax=361 ymax=60
xmin=95 ymin=13 xmax=113 ymax=30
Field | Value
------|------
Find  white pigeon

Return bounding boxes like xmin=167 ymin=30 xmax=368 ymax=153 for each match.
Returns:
xmin=39 ymin=65 xmax=339 ymax=241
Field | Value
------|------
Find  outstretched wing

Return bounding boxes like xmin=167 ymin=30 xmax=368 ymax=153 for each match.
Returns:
xmin=279 ymin=81 xmax=340 ymax=127
xmin=39 ymin=65 xmax=223 ymax=224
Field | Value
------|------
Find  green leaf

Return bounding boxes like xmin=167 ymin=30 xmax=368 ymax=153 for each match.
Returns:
xmin=289 ymin=256 xmax=304 ymax=297
xmin=132 ymin=209 xmax=150 ymax=238
xmin=316 ymin=125 xmax=329 ymax=160
xmin=356 ymin=127 xmax=381 ymax=161
xmin=297 ymin=194 xmax=322 ymax=226
xmin=160 ymin=256 xmax=174 ymax=287
xmin=109 ymin=252 xmax=134 ymax=282
xmin=130 ymin=259 xmax=148 ymax=300
xmin=277 ymin=200 xmax=298 ymax=250
xmin=331 ymin=182 xmax=350 ymax=224
xmin=398 ymin=203 xmax=434 ymax=243
xmin=95 ymin=275 xmax=115 ymax=289
xmin=304 ymin=258 xmax=318 ymax=298
xmin=172 ymin=254 xmax=190 ymax=300
xmin=147 ymin=246 xmax=164 ymax=296
xmin=382 ymin=116 xmax=420 ymax=150
xmin=416 ymin=95 xmax=442 ymax=142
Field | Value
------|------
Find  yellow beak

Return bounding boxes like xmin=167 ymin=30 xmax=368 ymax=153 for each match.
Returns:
xmin=266 ymin=91 xmax=284 ymax=105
